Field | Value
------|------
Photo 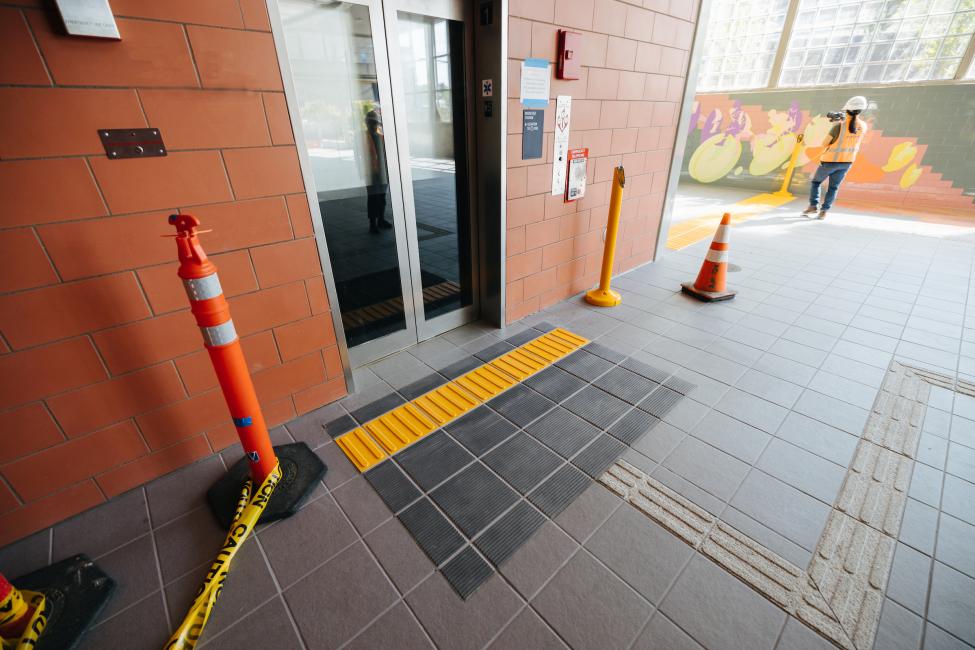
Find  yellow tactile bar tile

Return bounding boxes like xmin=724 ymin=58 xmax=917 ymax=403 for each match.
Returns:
xmin=335 ymin=327 xmax=589 ymax=472
xmin=364 ymin=403 xmax=437 ymax=454
xmin=412 ymin=383 xmax=479 ymax=426
xmin=336 ymin=428 xmax=387 ymax=471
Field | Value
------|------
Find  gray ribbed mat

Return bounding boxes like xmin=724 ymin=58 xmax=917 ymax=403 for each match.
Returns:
xmin=504 ymin=328 xmax=541 ymax=347
xmin=352 ymin=344 xmax=695 ymax=601
xmin=608 ymin=409 xmax=659 ymax=445
xmin=584 ymin=341 xmax=628 ymax=364
xmin=524 ymin=365 xmax=587 ymax=403
xmin=563 ymin=385 xmax=630 ymax=428
xmin=482 ymin=433 xmax=562 ymax=494
xmin=474 ymin=501 xmax=546 ymax=566
xmin=525 ymin=407 xmax=601 ymax=458
xmin=395 ymin=431 xmax=475 ymax=491
xmin=363 ymin=461 xmax=421 ymax=513
xmin=622 ymin=357 xmax=671 ymax=383
xmin=663 ymin=375 xmax=695 ymax=396
xmin=638 ymin=386 xmax=682 ymax=418
xmin=487 ymin=384 xmax=556 ymax=428
xmin=593 ymin=366 xmax=660 ymax=405
xmin=572 ymin=435 xmax=626 ymax=478
xmin=528 ymin=464 xmax=591 ymax=517
xmin=444 ymin=406 xmax=518 ymax=456
xmin=555 ymin=350 xmax=615 ymax=381
xmin=438 ymin=356 xmax=482 ymax=379
xmin=431 ymin=463 xmax=519 ymax=537
xmin=400 ymin=373 xmax=448 ymax=401
xmin=441 ymin=546 xmax=495 ymax=600
xmin=350 ymin=392 xmax=405 ymax=424
xmin=473 ymin=340 xmax=515 ymax=362
xmin=324 ymin=413 xmax=356 ymax=439
xmin=397 ymin=497 xmax=465 ymax=566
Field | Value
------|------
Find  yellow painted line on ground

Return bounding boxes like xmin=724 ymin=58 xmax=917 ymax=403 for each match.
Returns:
xmin=333 ymin=328 xmax=590 ymax=472
xmin=336 ymin=428 xmax=387 ymax=471
xmin=666 ymin=192 xmax=798 ymax=251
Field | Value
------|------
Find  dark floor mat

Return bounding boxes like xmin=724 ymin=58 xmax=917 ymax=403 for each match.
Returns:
xmin=430 ymin=463 xmax=519 ymax=537
xmin=444 ymin=407 xmax=519 ymax=457
xmin=441 ymin=546 xmax=495 ymax=599
xmin=324 ymin=413 xmax=357 ymax=439
xmin=524 ymin=366 xmax=587 ymax=403
xmin=524 ymin=407 xmax=601 ymax=458
xmin=572 ymin=435 xmax=627 ymax=478
xmin=473 ymin=340 xmax=515 ymax=362
xmin=364 ymin=461 xmax=422 ymax=513
xmin=622 ymin=357 xmax=671 ymax=383
xmin=474 ymin=501 xmax=546 ymax=566
xmin=555 ymin=350 xmax=615 ymax=382
xmin=397 ymin=497 xmax=465 ymax=566
xmin=527 ymin=464 xmax=591 ymax=517
xmin=439 ymin=356 xmax=482 ymax=379
xmin=395 ymin=431 xmax=475 ymax=491
xmin=593 ymin=366 xmax=660 ymax=405
xmin=482 ymin=433 xmax=563 ymax=494
xmin=487 ymin=384 xmax=556 ymax=428
xmin=584 ymin=341 xmax=628 ymax=364
xmin=638 ymin=386 xmax=683 ymax=418
xmin=400 ymin=373 xmax=449 ymax=401
xmin=608 ymin=410 xmax=660 ymax=445
xmin=563 ymin=385 xmax=631 ymax=429
xmin=350 ymin=393 xmax=406 ymax=424
xmin=504 ymin=329 xmax=541 ymax=347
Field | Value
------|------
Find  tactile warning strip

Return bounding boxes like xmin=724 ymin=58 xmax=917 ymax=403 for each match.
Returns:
xmin=600 ymin=361 xmax=940 ymax=650
xmin=335 ymin=328 xmax=589 ymax=471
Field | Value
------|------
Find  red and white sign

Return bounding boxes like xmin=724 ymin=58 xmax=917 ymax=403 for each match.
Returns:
xmin=565 ymin=147 xmax=588 ymax=202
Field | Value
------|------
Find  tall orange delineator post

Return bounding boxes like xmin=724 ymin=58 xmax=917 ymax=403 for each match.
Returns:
xmin=169 ymin=214 xmax=325 ymax=527
xmin=585 ymin=165 xmax=625 ymax=307
xmin=681 ymin=212 xmax=736 ymax=302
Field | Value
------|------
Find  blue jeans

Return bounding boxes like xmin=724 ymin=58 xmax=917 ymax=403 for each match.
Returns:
xmin=809 ymin=162 xmax=852 ymax=211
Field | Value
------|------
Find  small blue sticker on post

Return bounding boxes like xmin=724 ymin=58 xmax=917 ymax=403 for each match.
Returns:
xmin=520 ymin=58 xmax=551 ymax=109
xmin=234 ymin=416 xmax=253 ymax=427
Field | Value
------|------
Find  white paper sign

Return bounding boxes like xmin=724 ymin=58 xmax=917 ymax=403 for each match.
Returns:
xmin=481 ymin=79 xmax=493 ymax=97
xmin=55 ymin=0 xmax=121 ymax=39
xmin=551 ymin=95 xmax=572 ymax=195
xmin=520 ymin=58 xmax=550 ymax=109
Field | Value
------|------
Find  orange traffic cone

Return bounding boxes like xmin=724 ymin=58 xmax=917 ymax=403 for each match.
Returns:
xmin=681 ymin=212 xmax=736 ymax=302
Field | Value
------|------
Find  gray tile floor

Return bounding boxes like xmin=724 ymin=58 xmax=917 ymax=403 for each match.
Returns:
xmin=3 ymin=199 xmax=975 ymax=649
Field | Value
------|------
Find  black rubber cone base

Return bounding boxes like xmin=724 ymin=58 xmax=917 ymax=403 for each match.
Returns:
xmin=207 ymin=442 xmax=326 ymax=529
xmin=13 ymin=554 xmax=115 ymax=650
xmin=681 ymin=281 xmax=736 ymax=302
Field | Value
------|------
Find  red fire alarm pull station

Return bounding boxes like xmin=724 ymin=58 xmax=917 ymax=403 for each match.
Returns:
xmin=557 ymin=30 xmax=582 ymax=80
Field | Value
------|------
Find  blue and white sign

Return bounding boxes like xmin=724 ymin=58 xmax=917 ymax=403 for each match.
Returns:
xmin=520 ymin=58 xmax=551 ymax=109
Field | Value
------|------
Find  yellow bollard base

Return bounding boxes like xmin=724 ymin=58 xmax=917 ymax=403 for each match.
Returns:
xmin=585 ymin=288 xmax=622 ymax=307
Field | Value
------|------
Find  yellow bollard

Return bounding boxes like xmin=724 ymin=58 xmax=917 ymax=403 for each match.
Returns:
xmin=773 ymin=133 xmax=804 ymax=197
xmin=585 ymin=165 xmax=625 ymax=307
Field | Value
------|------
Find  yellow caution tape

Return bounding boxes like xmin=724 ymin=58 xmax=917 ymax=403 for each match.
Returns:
xmin=0 ymin=590 xmax=48 ymax=650
xmin=164 ymin=462 xmax=282 ymax=650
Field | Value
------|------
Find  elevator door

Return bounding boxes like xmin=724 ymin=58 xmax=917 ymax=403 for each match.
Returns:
xmin=275 ymin=0 xmax=477 ymax=368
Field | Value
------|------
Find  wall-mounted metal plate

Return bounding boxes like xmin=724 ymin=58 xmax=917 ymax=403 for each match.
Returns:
xmin=99 ymin=128 xmax=166 ymax=159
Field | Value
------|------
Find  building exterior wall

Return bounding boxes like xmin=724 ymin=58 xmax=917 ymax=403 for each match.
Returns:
xmin=680 ymin=84 xmax=975 ymax=215
xmin=0 ymin=2 xmax=346 ymax=546
xmin=505 ymin=0 xmax=700 ymax=322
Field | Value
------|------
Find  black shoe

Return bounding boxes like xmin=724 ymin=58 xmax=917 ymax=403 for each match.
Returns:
xmin=378 ymin=219 xmax=393 ymax=230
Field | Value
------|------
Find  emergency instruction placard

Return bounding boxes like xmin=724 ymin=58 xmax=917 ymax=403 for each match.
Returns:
xmin=550 ymin=95 xmax=572 ymax=195
xmin=565 ymin=148 xmax=588 ymax=202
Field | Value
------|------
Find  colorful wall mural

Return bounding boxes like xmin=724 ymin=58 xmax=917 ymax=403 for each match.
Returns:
xmin=680 ymin=85 xmax=975 ymax=215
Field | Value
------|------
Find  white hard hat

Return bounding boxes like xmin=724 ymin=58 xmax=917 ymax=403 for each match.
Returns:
xmin=843 ymin=96 xmax=868 ymax=111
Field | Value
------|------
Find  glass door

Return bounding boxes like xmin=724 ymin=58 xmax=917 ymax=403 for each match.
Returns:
xmin=274 ymin=0 xmax=476 ymax=367
xmin=386 ymin=1 xmax=478 ymax=340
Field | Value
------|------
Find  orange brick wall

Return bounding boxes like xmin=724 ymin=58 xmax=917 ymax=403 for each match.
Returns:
xmin=505 ymin=0 xmax=698 ymax=322
xmin=0 ymin=1 xmax=346 ymax=546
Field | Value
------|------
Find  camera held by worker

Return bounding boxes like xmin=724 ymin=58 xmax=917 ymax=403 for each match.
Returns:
xmin=802 ymin=95 xmax=869 ymax=221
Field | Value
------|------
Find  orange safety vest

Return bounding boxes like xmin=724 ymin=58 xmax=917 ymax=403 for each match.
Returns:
xmin=821 ymin=117 xmax=867 ymax=163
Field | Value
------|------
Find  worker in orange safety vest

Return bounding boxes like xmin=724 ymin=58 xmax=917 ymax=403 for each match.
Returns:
xmin=802 ymin=95 xmax=869 ymax=220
